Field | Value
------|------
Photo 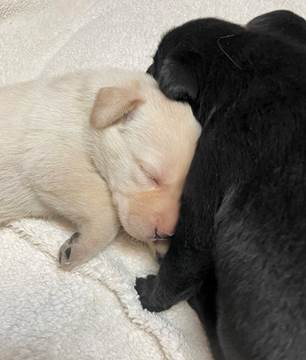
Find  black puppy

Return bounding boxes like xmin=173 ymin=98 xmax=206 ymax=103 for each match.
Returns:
xmin=136 ymin=11 xmax=306 ymax=360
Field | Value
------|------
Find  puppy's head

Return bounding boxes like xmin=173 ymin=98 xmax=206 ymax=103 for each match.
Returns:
xmin=148 ymin=13 xmax=306 ymax=110
xmin=146 ymin=18 xmax=244 ymax=111
xmin=89 ymin=74 xmax=201 ymax=241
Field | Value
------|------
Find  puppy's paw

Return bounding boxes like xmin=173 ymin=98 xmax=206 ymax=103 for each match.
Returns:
xmin=135 ymin=275 xmax=170 ymax=312
xmin=58 ymin=232 xmax=87 ymax=271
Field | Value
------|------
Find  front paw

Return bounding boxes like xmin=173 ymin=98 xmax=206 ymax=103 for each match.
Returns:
xmin=135 ymin=275 xmax=172 ymax=312
xmin=58 ymin=232 xmax=86 ymax=271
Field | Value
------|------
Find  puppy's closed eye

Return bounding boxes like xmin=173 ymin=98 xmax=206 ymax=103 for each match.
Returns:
xmin=139 ymin=163 xmax=161 ymax=187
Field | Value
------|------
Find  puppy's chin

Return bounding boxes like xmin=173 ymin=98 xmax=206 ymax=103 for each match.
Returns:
xmin=120 ymin=214 xmax=154 ymax=242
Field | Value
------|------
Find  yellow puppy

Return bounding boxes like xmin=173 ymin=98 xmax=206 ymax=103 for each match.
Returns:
xmin=0 ymin=68 xmax=201 ymax=269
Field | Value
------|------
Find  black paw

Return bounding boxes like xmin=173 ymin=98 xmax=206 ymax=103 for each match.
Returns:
xmin=135 ymin=275 xmax=171 ymax=312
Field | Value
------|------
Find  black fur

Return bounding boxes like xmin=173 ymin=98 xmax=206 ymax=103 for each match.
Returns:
xmin=247 ymin=10 xmax=306 ymax=46
xmin=136 ymin=11 xmax=306 ymax=360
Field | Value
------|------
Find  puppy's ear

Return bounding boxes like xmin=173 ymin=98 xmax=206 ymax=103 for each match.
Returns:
xmin=158 ymin=50 xmax=201 ymax=102
xmin=90 ymin=85 xmax=144 ymax=129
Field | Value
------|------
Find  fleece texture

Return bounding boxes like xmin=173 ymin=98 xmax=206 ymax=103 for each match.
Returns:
xmin=0 ymin=1 xmax=305 ymax=359
xmin=0 ymin=220 xmax=209 ymax=360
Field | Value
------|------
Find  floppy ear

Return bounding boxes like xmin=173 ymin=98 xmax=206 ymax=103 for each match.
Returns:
xmin=157 ymin=50 xmax=201 ymax=102
xmin=90 ymin=85 xmax=144 ymax=129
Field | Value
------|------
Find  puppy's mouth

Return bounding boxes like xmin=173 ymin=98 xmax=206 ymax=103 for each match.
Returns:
xmin=152 ymin=229 xmax=172 ymax=242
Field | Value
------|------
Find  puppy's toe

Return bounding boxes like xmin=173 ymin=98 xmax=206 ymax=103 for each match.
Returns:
xmin=135 ymin=275 xmax=165 ymax=312
xmin=135 ymin=276 xmax=154 ymax=309
xmin=58 ymin=232 xmax=84 ymax=271
xmin=135 ymin=275 xmax=177 ymax=312
xmin=58 ymin=242 xmax=73 ymax=270
xmin=135 ymin=276 xmax=153 ymax=297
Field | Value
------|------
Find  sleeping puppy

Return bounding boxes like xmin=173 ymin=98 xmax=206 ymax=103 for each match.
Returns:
xmin=0 ymin=68 xmax=201 ymax=270
xmin=196 ymin=10 xmax=306 ymax=359
xmin=136 ymin=13 xmax=306 ymax=360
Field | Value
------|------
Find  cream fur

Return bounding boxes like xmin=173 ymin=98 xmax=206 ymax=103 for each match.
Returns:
xmin=0 ymin=68 xmax=201 ymax=269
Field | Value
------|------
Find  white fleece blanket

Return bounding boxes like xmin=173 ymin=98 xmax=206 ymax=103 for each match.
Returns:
xmin=1 ymin=1 xmax=305 ymax=360
xmin=0 ymin=220 xmax=209 ymax=360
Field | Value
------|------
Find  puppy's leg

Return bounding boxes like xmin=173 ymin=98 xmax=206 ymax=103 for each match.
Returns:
xmin=136 ymin=135 xmax=218 ymax=312
xmin=136 ymin=208 xmax=213 ymax=312
xmin=136 ymin=179 xmax=213 ymax=313
xmin=136 ymin=242 xmax=211 ymax=312
xmin=36 ymin=172 xmax=119 ymax=270
xmin=135 ymin=244 xmax=210 ymax=312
